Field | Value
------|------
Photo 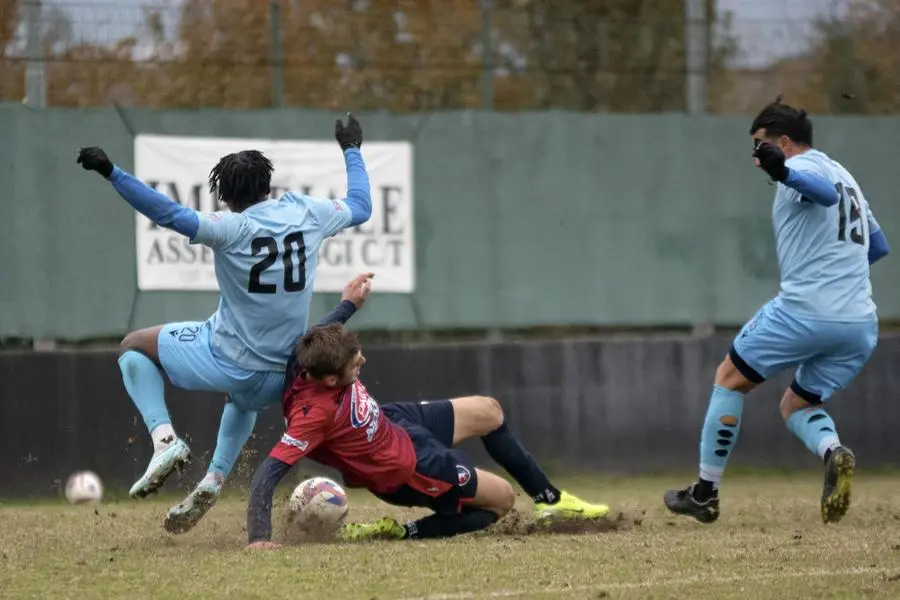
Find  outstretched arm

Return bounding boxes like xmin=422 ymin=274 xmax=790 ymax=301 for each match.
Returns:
xmin=77 ymin=147 xmax=245 ymax=250
xmin=283 ymin=273 xmax=373 ymax=380
xmin=334 ymin=113 xmax=371 ymax=227
xmin=343 ymin=148 xmax=372 ymax=227
xmin=108 ymin=167 xmax=202 ymax=237
xmin=111 ymin=168 xmax=244 ymax=250
xmin=316 ymin=300 xmax=359 ymax=327
xmin=246 ymin=405 xmax=330 ymax=548
xmin=247 ymin=456 xmax=293 ymax=546
xmin=77 ymin=147 xmax=202 ymax=238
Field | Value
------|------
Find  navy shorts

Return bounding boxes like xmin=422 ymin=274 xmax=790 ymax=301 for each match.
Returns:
xmin=378 ymin=400 xmax=478 ymax=515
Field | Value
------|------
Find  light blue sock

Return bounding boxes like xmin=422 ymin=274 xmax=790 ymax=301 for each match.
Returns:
xmin=699 ymin=385 xmax=746 ymax=488
xmin=209 ymin=402 xmax=258 ymax=478
xmin=118 ymin=350 xmax=170 ymax=432
xmin=786 ymin=408 xmax=840 ymax=460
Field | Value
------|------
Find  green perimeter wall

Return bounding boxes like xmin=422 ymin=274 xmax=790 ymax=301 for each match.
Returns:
xmin=1 ymin=105 xmax=897 ymax=339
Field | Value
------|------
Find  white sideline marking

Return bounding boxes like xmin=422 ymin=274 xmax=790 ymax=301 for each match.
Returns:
xmin=398 ymin=566 xmax=893 ymax=600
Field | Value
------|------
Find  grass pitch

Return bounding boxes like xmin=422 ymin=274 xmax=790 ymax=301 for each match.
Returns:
xmin=2 ymin=473 xmax=899 ymax=600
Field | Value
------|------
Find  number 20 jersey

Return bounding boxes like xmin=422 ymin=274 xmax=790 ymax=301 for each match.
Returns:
xmin=772 ymin=149 xmax=880 ymax=321
xmin=191 ymin=193 xmax=352 ymax=372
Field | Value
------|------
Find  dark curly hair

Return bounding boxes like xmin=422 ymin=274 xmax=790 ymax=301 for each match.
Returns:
xmin=749 ymin=95 xmax=813 ymax=147
xmin=208 ymin=150 xmax=274 ymax=212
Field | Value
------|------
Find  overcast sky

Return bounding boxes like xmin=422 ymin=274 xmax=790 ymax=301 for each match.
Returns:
xmin=23 ymin=0 xmax=849 ymax=69
xmin=718 ymin=0 xmax=847 ymax=66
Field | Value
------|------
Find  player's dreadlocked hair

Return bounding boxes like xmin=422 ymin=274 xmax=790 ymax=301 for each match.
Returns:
xmin=208 ymin=150 xmax=274 ymax=212
xmin=749 ymin=94 xmax=814 ymax=147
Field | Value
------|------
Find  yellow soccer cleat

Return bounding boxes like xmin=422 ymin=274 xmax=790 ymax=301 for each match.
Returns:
xmin=535 ymin=490 xmax=610 ymax=521
xmin=339 ymin=516 xmax=407 ymax=542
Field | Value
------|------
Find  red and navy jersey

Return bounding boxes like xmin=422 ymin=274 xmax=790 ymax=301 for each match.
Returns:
xmin=271 ymin=376 xmax=417 ymax=493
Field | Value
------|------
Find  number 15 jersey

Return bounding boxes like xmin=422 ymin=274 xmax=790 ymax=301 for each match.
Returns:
xmin=773 ymin=149 xmax=880 ymax=322
xmin=191 ymin=193 xmax=352 ymax=372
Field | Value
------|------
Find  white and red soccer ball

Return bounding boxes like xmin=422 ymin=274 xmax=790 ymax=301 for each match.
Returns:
xmin=289 ymin=477 xmax=349 ymax=529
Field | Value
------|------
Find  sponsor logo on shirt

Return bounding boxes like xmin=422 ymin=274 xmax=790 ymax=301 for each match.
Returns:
xmin=350 ymin=382 xmax=381 ymax=442
xmin=280 ymin=433 xmax=309 ymax=452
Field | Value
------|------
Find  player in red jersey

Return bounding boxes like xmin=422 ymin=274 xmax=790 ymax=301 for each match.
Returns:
xmin=246 ymin=275 xmax=609 ymax=549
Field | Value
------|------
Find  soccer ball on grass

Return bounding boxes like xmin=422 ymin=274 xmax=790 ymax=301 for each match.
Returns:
xmin=289 ymin=477 xmax=349 ymax=533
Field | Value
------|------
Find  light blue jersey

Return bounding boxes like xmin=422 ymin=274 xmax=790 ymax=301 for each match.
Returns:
xmin=107 ymin=140 xmax=371 ymax=489
xmin=191 ymin=194 xmax=351 ymax=372
xmin=110 ymin=147 xmax=371 ymax=375
xmin=773 ymin=149 xmax=880 ymax=321
xmin=731 ymin=148 xmax=884 ymax=402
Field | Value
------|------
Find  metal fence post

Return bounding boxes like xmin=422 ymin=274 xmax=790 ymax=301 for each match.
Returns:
xmin=684 ymin=0 xmax=708 ymax=115
xmin=270 ymin=0 xmax=284 ymax=108
xmin=24 ymin=0 xmax=46 ymax=108
xmin=481 ymin=0 xmax=494 ymax=110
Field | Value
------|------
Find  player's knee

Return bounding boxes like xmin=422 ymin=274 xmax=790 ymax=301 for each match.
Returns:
xmin=119 ymin=331 xmax=142 ymax=355
xmin=477 ymin=396 xmax=505 ymax=431
xmin=490 ymin=481 xmax=516 ymax=517
xmin=779 ymin=389 xmax=811 ymax=421
xmin=119 ymin=328 xmax=159 ymax=361
xmin=714 ymin=355 xmax=756 ymax=393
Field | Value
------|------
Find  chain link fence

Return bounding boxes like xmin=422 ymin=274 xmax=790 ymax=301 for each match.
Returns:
xmin=0 ymin=0 xmax=896 ymax=113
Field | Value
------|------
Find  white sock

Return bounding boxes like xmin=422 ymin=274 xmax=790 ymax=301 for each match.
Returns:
xmin=201 ymin=472 xmax=225 ymax=486
xmin=150 ymin=424 xmax=176 ymax=452
xmin=818 ymin=436 xmax=841 ymax=460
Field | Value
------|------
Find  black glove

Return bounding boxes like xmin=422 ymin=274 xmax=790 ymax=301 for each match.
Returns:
xmin=334 ymin=113 xmax=363 ymax=151
xmin=77 ymin=147 xmax=114 ymax=179
xmin=753 ymin=142 xmax=789 ymax=182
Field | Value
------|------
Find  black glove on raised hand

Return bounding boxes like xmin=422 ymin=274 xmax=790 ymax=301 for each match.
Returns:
xmin=753 ymin=142 xmax=789 ymax=182
xmin=334 ymin=113 xmax=363 ymax=151
xmin=77 ymin=147 xmax=114 ymax=179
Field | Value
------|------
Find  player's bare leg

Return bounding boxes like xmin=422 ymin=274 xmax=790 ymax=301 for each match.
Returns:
xmin=780 ymin=387 xmax=855 ymax=524
xmin=664 ymin=353 xmax=759 ymax=523
xmin=340 ymin=469 xmax=515 ymax=542
xmin=119 ymin=326 xmax=191 ymax=498
xmin=465 ymin=468 xmax=516 ymax=516
xmin=450 ymin=395 xmax=609 ymax=520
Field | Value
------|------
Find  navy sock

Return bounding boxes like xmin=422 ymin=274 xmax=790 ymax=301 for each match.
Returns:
xmin=694 ymin=478 xmax=718 ymax=501
xmin=404 ymin=509 xmax=498 ymax=539
xmin=482 ymin=422 xmax=560 ymax=504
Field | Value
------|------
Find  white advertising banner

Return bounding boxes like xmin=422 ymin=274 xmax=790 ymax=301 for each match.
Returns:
xmin=133 ymin=134 xmax=414 ymax=292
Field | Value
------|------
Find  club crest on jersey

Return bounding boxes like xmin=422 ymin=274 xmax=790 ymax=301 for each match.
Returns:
xmin=350 ymin=382 xmax=380 ymax=442
xmin=456 ymin=465 xmax=472 ymax=487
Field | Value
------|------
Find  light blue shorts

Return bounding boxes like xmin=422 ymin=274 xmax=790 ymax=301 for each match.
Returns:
xmin=730 ymin=298 xmax=878 ymax=403
xmin=157 ymin=321 xmax=284 ymax=412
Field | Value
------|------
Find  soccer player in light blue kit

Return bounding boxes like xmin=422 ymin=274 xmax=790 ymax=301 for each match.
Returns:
xmin=664 ymin=100 xmax=890 ymax=525
xmin=76 ymin=114 xmax=372 ymax=534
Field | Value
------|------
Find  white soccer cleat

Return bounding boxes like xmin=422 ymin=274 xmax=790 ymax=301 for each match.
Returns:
xmin=129 ymin=437 xmax=191 ymax=498
xmin=163 ymin=479 xmax=223 ymax=534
